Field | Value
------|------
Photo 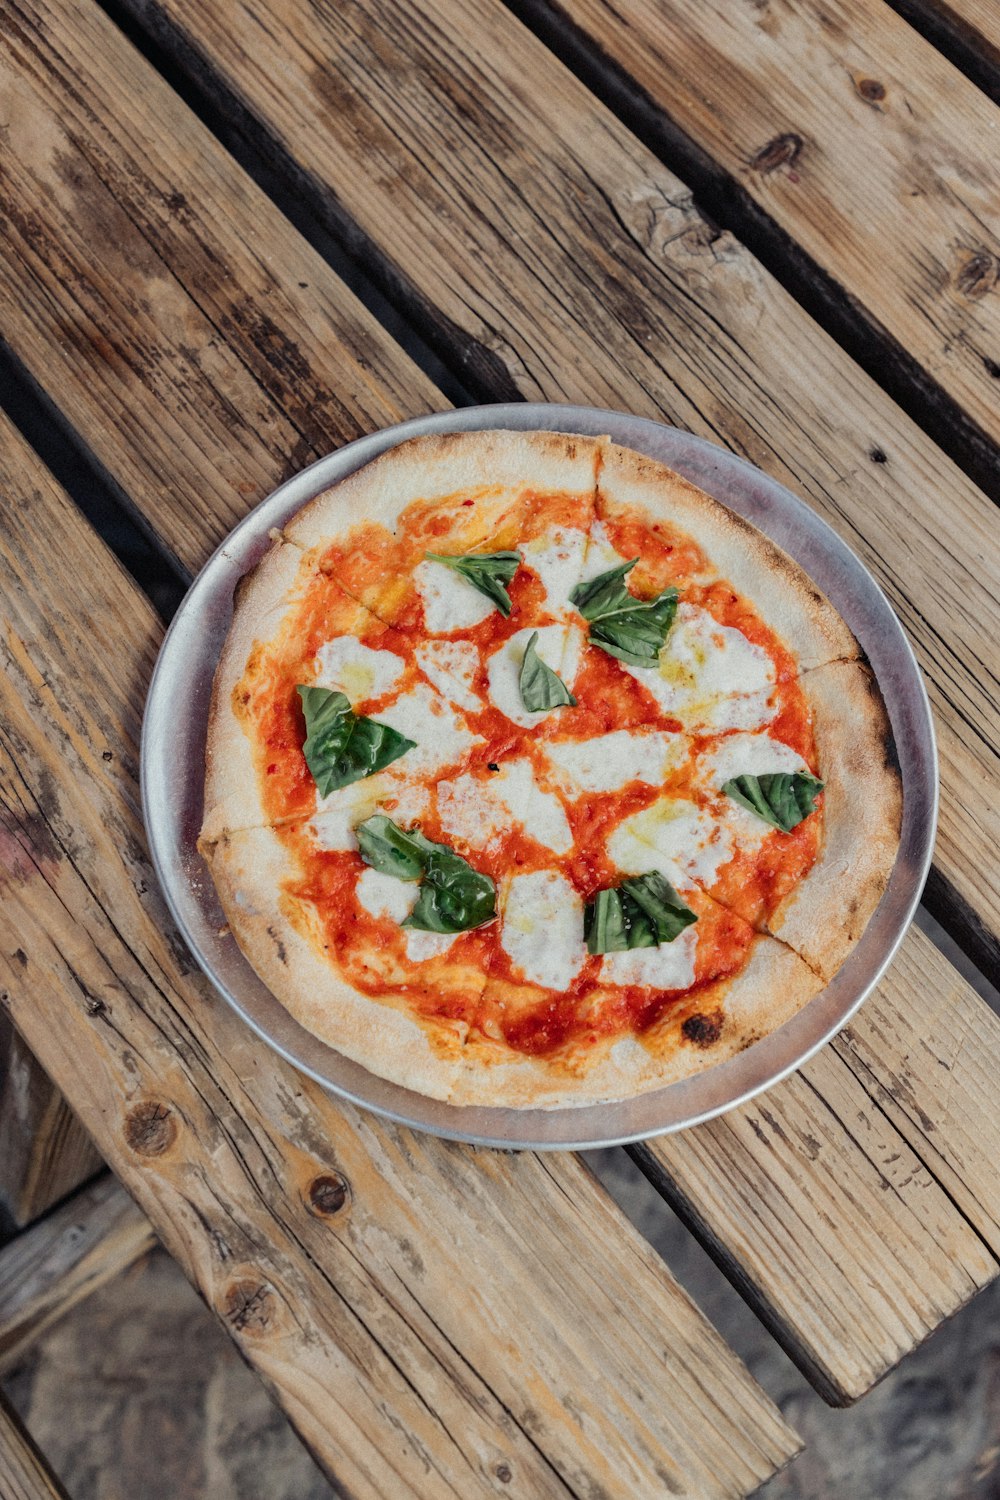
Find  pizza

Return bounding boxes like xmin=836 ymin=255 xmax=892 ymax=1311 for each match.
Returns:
xmin=199 ymin=429 xmax=901 ymax=1108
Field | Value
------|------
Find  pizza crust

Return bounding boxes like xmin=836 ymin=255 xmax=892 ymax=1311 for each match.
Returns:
xmin=763 ymin=661 xmax=902 ymax=979
xmin=283 ymin=428 xmax=602 ymax=553
xmin=597 ymin=442 xmax=860 ymax=670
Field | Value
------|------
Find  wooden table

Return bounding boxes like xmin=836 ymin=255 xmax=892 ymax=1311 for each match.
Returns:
xmin=1 ymin=0 xmax=999 ymax=1493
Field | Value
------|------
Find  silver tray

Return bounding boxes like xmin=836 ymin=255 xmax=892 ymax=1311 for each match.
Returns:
xmin=142 ymin=404 xmax=938 ymax=1150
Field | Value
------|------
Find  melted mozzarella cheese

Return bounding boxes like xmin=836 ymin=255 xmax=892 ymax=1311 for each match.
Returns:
xmin=701 ymin=732 xmax=808 ymax=789
xmin=404 ymin=929 xmax=458 ymax=962
xmin=576 ymin=520 xmax=625 ymax=585
xmin=313 ymin=636 xmax=405 ymax=702
xmin=372 ymin=683 xmax=482 ymax=776
xmin=521 ymin=526 xmax=588 ymax=614
xmin=307 ymin=769 xmax=430 ymax=852
xmin=415 ymin=639 xmax=482 ymax=712
xmin=701 ymin=733 xmax=810 ymax=855
xmin=543 ymin=729 xmax=687 ymax=794
xmin=485 ymin=624 xmax=583 ymax=728
xmin=413 ymin=558 xmax=495 ymax=632
xmin=623 ymin=604 xmax=776 ymax=731
xmin=600 ymin=927 xmax=698 ymax=989
xmin=355 ymin=869 xmax=457 ymax=962
xmin=355 ymin=867 xmax=417 ymax=924
xmin=500 ymin=870 xmax=587 ymax=991
xmin=608 ymin=797 xmax=733 ymax=888
xmin=438 ymin=759 xmax=573 ymax=855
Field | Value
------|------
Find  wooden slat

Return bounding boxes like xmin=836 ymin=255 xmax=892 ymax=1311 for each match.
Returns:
xmin=0 ymin=1392 xmax=70 ymax=1500
xmin=536 ymin=0 xmax=1000 ymax=474
xmin=2 ymin=0 xmax=998 ymax=1406
xmin=0 ymin=428 xmax=797 ymax=1498
xmin=637 ymin=926 xmax=1000 ymax=1403
xmin=892 ymin=0 xmax=1000 ymax=98
xmin=0 ymin=1028 xmax=102 ymax=1228
xmin=0 ymin=1175 xmax=156 ymax=1375
xmin=11 ymin=0 xmax=999 ymax=980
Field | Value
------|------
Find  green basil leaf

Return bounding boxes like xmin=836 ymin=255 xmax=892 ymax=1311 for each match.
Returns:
xmin=519 ymin=630 xmax=577 ymax=713
xmin=570 ymin=559 xmax=639 ymax=620
xmin=570 ymin=561 xmax=678 ymax=669
xmin=620 ymin=873 xmax=698 ymax=944
xmin=424 ymin=550 xmax=522 ymax=617
xmin=585 ymin=872 xmax=697 ymax=954
xmin=355 ymin=814 xmax=433 ymax=880
xmin=355 ymin=814 xmax=497 ymax=933
xmin=298 ymin=686 xmax=415 ymax=796
xmin=723 ymin=772 xmax=825 ymax=832
xmin=584 ymin=887 xmax=630 ymax=954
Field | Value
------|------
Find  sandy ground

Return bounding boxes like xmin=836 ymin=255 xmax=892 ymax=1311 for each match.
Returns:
xmin=4 ymin=1146 xmax=999 ymax=1500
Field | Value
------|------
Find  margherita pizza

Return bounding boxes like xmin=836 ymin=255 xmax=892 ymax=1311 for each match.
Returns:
xmin=199 ymin=430 xmax=901 ymax=1108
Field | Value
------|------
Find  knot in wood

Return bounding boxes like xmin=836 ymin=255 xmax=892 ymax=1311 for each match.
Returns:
xmin=124 ymin=1100 xmax=176 ymax=1157
xmin=223 ymin=1278 xmax=275 ymax=1336
xmin=856 ymin=77 xmax=885 ymax=104
xmin=307 ymin=1172 xmax=350 ymax=1217
xmin=955 ymin=250 xmax=998 ymax=300
xmin=749 ymin=132 xmax=802 ymax=174
xmin=682 ymin=1011 xmax=723 ymax=1047
xmin=495 ymin=1462 xmax=513 ymax=1484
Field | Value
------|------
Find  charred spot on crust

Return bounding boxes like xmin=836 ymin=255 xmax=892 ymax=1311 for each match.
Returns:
xmin=267 ymin=925 xmax=288 ymax=965
xmin=682 ymin=1010 xmax=723 ymax=1047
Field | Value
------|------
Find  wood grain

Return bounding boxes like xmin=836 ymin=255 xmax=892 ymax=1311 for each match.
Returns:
xmin=638 ymin=927 xmax=1000 ymax=1404
xmin=18 ymin=0 xmax=1000 ymax=978
xmin=0 ymin=1029 xmax=102 ymax=1229
xmin=0 ymin=1392 xmax=70 ymax=1500
xmin=0 ymin=1175 xmax=156 ymax=1375
xmin=535 ymin=0 xmax=1000 ymax=472
xmin=891 ymin=0 xmax=1000 ymax=100
xmin=0 ymin=419 xmax=798 ymax=1498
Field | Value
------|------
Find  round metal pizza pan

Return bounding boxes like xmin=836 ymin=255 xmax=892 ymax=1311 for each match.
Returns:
xmin=141 ymin=404 xmax=938 ymax=1150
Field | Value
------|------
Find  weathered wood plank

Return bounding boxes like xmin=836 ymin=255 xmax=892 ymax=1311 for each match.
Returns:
xmin=17 ymin=0 xmax=999 ymax=977
xmin=531 ymin=0 xmax=1000 ymax=475
xmin=0 ymin=0 xmax=440 ymax=578
xmin=0 ymin=1392 xmax=70 ymax=1500
xmin=891 ymin=0 xmax=1000 ymax=101
xmin=0 ymin=427 xmax=798 ymax=1493
xmin=637 ymin=927 xmax=1000 ymax=1404
xmin=0 ymin=1029 xmax=103 ymax=1229
xmin=3 ymin=0 xmax=999 ymax=1407
xmin=0 ymin=1175 xmax=156 ymax=1375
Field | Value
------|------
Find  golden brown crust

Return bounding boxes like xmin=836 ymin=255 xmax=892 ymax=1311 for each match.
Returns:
xmin=763 ymin=661 xmax=902 ymax=979
xmin=284 ymin=428 xmax=602 ymax=556
xmin=597 ymin=442 xmax=860 ymax=669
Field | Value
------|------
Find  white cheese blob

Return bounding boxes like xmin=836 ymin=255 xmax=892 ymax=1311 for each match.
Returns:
xmin=404 ymin=929 xmax=458 ymax=962
xmin=415 ymin=639 xmax=482 ymax=713
xmin=543 ymin=729 xmax=687 ymax=795
xmin=355 ymin=869 xmax=457 ymax=961
xmin=485 ymin=624 xmax=583 ymax=728
xmin=372 ymin=683 xmax=482 ymax=776
xmin=500 ymin=870 xmax=587 ymax=991
xmin=700 ymin=732 xmax=808 ymax=790
xmin=355 ymin=867 xmax=418 ymax=924
xmin=313 ymin=636 xmax=405 ymax=703
xmin=413 ymin=558 xmax=495 ymax=633
xmin=438 ymin=758 xmax=573 ymax=855
xmin=623 ymin=604 xmax=776 ymax=732
xmin=576 ymin=520 xmax=626 ymax=585
xmin=608 ymin=797 xmax=734 ymax=888
xmin=600 ymin=927 xmax=698 ymax=989
xmin=521 ymin=526 xmax=588 ymax=615
xmin=701 ymin=733 xmax=810 ymax=856
xmin=307 ymin=769 xmax=430 ymax=852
